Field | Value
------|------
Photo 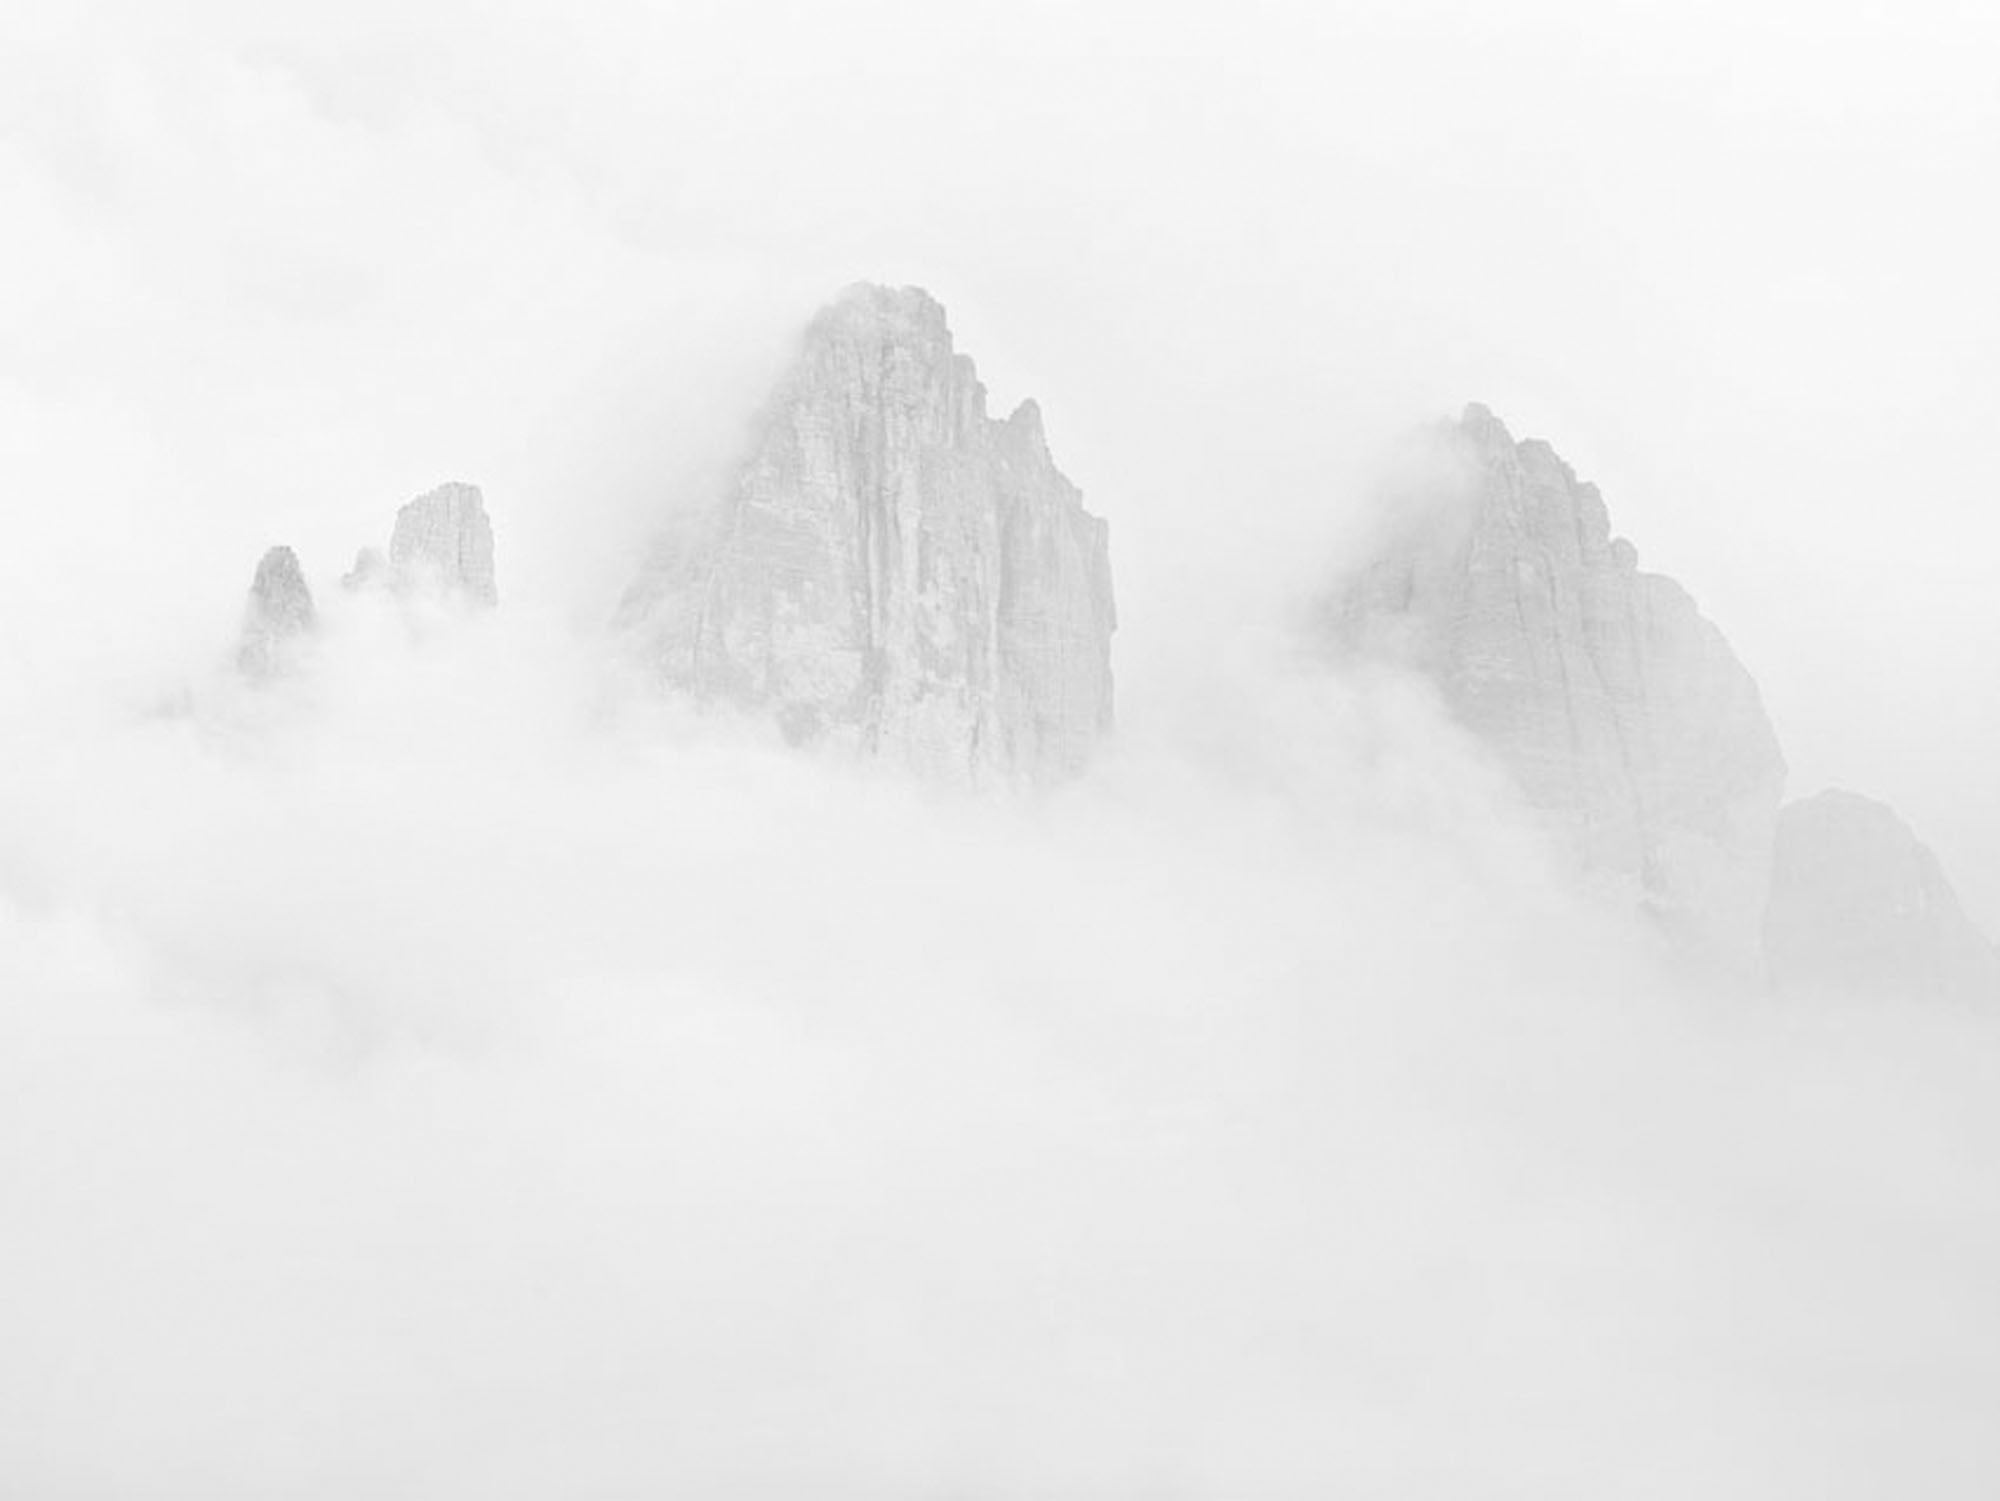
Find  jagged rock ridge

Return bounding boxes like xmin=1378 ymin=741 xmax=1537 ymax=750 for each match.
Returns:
xmin=236 ymin=545 xmax=316 ymax=681
xmin=1329 ymin=403 xmax=1787 ymax=972
xmin=618 ymin=284 xmax=1116 ymax=782
xmin=1766 ymin=789 xmax=2000 ymax=1003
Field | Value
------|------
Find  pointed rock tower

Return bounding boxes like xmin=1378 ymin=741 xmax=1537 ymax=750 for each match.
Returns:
xmin=1329 ymin=404 xmax=1787 ymax=972
xmin=618 ymin=284 xmax=1116 ymax=782
xmin=236 ymin=545 xmax=317 ymax=681
xmin=385 ymin=482 xmax=497 ymax=608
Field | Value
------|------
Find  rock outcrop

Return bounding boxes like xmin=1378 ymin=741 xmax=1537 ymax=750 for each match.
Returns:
xmin=1328 ymin=404 xmax=1787 ymax=972
xmin=341 ymin=547 xmax=388 ymax=593
xmin=381 ymin=483 xmax=497 ymax=607
xmin=236 ymin=545 xmax=317 ymax=681
xmin=1765 ymin=790 xmax=2000 ymax=1004
xmin=617 ymin=284 xmax=1116 ymax=782
xmin=232 ymin=485 xmax=493 ymax=687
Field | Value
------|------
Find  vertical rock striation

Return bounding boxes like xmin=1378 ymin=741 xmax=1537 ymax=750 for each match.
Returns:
xmin=236 ymin=545 xmax=317 ymax=681
xmin=618 ymin=284 xmax=1116 ymax=782
xmin=385 ymin=482 xmax=498 ymax=607
xmin=1766 ymin=790 xmax=2000 ymax=1003
xmin=1329 ymin=404 xmax=1787 ymax=972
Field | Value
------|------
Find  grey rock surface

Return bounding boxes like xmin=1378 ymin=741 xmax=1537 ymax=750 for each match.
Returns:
xmin=236 ymin=545 xmax=317 ymax=681
xmin=341 ymin=547 xmax=388 ymax=593
xmin=1766 ymin=790 xmax=2000 ymax=1003
xmin=1330 ymin=404 xmax=1787 ymax=972
xmin=386 ymin=483 xmax=497 ymax=607
xmin=618 ymin=284 xmax=1116 ymax=782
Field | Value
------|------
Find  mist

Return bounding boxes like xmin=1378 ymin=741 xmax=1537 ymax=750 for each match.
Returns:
xmin=3 ymin=1 xmax=1999 ymax=1496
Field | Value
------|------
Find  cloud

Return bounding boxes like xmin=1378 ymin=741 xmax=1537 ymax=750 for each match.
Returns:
xmin=3 ymin=571 xmax=1998 ymax=1496
xmin=2 ymin=2 xmax=1999 ymax=1493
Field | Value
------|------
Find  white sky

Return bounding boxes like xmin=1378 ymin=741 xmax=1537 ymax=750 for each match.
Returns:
xmin=5 ymin=0 xmax=1994 ymax=918
xmin=4 ymin=5 xmax=2000 ymax=1495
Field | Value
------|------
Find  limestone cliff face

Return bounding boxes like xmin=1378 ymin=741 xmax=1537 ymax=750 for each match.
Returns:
xmin=384 ymin=483 xmax=497 ymax=607
xmin=618 ymin=284 xmax=1116 ymax=782
xmin=236 ymin=545 xmax=317 ymax=681
xmin=1331 ymin=404 xmax=1786 ymax=970
xmin=1766 ymin=790 xmax=2000 ymax=1004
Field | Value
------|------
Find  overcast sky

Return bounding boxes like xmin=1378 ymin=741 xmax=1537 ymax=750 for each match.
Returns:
xmin=3 ymin=4 xmax=2000 ymax=1495
xmin=4 ymin=0 xmax=1997 ymax=922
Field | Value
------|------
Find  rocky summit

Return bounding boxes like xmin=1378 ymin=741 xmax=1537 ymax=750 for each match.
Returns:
xmin=617 ymin=284 xmax=1116 ymax=783
xmin=236 ymin=545 xmax=317 ymax=681
xmin=1328 ymin=403 xmax=1787 ymax=973
xmin=383 ymin=482 xmax=497 ymax=607
xmin=1766 ymin=790 xmax=2000 ymax=1004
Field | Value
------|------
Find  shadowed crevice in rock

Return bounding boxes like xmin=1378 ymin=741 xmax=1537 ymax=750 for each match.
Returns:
xmin=618 ymin=283 xmax=1116 ymax=784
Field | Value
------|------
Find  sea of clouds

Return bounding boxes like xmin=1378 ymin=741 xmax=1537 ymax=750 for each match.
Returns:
xmin=4 ymin=3 xmax=1998 ymax=1493
xmin=2 ymin=575 xmax=1996 ymax=1498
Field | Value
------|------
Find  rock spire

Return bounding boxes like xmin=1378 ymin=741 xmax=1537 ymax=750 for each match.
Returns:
xmin=618 ymin=284 xmax=1116 ymax=782
xmin=1329 ymin=403 xmax=1787 ymax=972
xmin=383 ymin=482 xmax=497 ymax=607
xmin=236 ymin=545 xmax=317 ymax=681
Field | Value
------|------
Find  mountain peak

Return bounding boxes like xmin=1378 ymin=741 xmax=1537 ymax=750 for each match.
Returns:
xmin=387 ymin=482 xmax=497 ymax=608
xmin=1458 ymin=401 xmax=1513 ymax=444
xmin=620 ymin=285 xmax=1114 ymax=782
xmin=236 ymin=545 xmax=316 ymax=681
xmin=1331 ymin=410 xmax=1785 ymax=974
xmin=814 ymin=283 xmax=952 ymax=350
